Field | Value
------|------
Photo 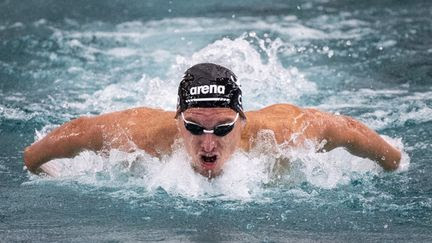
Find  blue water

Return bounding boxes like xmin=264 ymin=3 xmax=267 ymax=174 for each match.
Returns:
xmin=1 ymin=0 xmax=432 ymax=242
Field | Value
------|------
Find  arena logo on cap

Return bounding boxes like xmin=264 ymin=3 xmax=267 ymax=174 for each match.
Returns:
xmin=189 ymin=85 xmax=225 ymax=95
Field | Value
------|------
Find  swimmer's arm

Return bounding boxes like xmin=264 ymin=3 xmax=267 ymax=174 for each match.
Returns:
xmin=24 ymin=116 xmax=103 ymax=173
xmin=317 ymin=112 xmax=401 ymax=171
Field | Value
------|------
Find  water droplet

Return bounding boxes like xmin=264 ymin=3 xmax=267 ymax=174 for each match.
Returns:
xmin=246 ymin=223 xmax=254 ymax=230
xmin=281 ymin=213 xmax=287 ymax=221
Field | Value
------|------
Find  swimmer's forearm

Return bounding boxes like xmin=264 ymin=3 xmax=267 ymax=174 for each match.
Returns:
xmin=24 ymin=139 xmax=77 ymax=173
xmin=24 ymin=117 xmax=103 ymax=173
xmin=344 ymin=135 xmax=401 ymax=171
xmin=324 ymin=116 xmax=401 ymax=171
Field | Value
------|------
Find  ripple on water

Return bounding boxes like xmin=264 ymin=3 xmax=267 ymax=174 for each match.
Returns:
xmin=27 ymin=131 xmax=409 ymax=205
xmin=9 ymin=5 xmax=430 ymax=239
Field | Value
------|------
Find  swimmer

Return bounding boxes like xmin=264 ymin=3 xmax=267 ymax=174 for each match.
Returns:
xmin=24 ymin=63 xmax=401 ymax=177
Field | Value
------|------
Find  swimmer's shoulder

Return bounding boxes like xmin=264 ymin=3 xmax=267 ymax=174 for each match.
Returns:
xmin=92 ymin=107 xmax=175 ymax=123
xmin=258 ymin=103 xmax=302 ymax=114
xmin=242 ymin=104 xmax=303 ymax=144
xmin=95 ymin=107 xmax=177 ymax=154
xmin=124 ymin=107 xmax=178 ymax=154
xmin=242 ymin=103 xmax=324 ymax=147
xmin=84 ymin=107 xmax=177 ymax=140
xmin=245 ymin=103 xmax=303 ymax=121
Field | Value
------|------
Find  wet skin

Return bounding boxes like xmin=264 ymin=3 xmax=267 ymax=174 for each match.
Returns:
xmin=177 ymin=108 xmax=244 ymax=178
xmin=24 ymin=104 xmax=401 ymax=177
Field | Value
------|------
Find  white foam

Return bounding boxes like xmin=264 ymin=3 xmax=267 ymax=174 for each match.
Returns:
xmin=151 ymin=49 xmax=172 ymax=63
xmin=33 ymin=19 xmax=47 ymax=27
xmin=315 ymin=88 xmax=432 ymax=130
xmin=33 ymin=147 xmax=270 ymax=201
xmin=9 ymin=22 xmax=24 ymax=29
xmin=68 ymin=74 xmax=177 ymax=113
xmin=0 ymin=104 xmax=32 ymax=121
xmin=172 ymin=35 xmax=317 ymax=109
xmin=62 ymin=34 xmax=315 ymax=113
xmin=60 ymin=15 xmax=370 ymax=44
xmin=29 ymin=132 xmax=409 ymax=201
xmin=377 ymin=39 xmax=397 ymax=48
xmin=106 ymin=48 xmax=139 ymax=57
xmin=42 ymin=15 xmax=375 ymax=115
xmin=307 ymin=15 xmax=373 ymax=39
xmin=24 ymin=13 xmax=414 ymax=203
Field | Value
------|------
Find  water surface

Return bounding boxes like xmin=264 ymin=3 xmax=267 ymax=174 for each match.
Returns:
xmin=1 ymin=0 xmax=431 ymax=242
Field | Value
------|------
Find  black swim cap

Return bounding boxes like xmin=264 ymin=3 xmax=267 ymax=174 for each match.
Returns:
xmin=176 ymin=63 xmax=245 ymax=119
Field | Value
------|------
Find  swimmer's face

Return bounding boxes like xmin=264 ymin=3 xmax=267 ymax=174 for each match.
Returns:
xmin=177 ymin=108 xmax=244 ymax=178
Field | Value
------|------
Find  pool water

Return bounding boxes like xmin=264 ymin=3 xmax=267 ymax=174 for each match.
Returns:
xmin=1 ymin=0 xmax=431 ymax=241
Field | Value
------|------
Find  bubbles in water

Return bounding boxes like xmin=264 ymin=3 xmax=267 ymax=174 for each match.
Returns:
xmin=0 ymin=104 xmax=32 ymax=121
xmin=68 ymin=74 xmax=177 ymax=113
xmin=59 ymin=33 xmax=317 ymax=114
xmin=316 ymin=88 xmax=432 ymax=130
xmin=30 ymin=129 xmax=409 ymax=202
xmin=24 ymin=14 xmax=411 ymax=208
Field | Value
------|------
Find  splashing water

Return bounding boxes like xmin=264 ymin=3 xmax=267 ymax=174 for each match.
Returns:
xmin=32 ymin=129 xmax=409 ymax=202
xmin=64 ymin=34 xmax=317 ymax=114
xmin=28 ymin=32 xmax=409 ymax=202
xmin=2 ymin=1 xmax=431 ymax=241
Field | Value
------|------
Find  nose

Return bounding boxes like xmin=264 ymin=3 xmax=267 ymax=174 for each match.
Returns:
xmin=201 ymin=133 xmax=217 ymax=152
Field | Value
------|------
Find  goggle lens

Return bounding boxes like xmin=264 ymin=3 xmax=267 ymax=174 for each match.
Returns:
xmin=182 ymin=113 xmax=238 ymax=137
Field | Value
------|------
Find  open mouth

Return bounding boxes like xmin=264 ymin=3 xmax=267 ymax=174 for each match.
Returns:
xmin=201 ymin=155 xmax=217 ymax=163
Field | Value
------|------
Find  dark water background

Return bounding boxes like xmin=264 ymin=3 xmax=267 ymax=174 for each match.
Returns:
xmin=1 ymin=0 xmax=431 ymax=242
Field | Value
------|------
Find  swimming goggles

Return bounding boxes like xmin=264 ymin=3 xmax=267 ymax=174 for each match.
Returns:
xmin=181 ymin=113 xmax=239 ymax=136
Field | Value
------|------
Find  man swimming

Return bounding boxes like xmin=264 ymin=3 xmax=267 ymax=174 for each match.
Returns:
xmin=24 ymin=63 xmax=401 ymax=178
